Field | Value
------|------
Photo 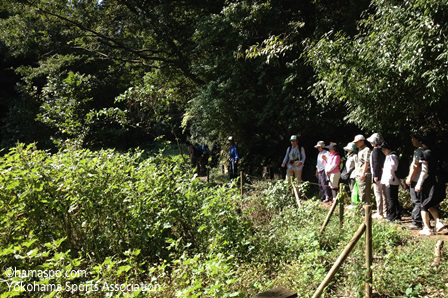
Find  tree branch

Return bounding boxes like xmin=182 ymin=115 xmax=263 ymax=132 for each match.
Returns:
xmin=71 ymin=46 xmax=160 ymax=69
xmin=36 ymin=8 xmax=177 ymax=64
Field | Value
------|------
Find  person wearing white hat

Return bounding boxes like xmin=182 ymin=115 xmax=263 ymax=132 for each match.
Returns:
xmin=367 ymin=133 xmax=387 ymax=219
xmin=353 ymin=134 xmax=372 ymax=204
xmin=281 ymin=135 xmax=306 ymax=183
xmin=314 ymin=141 xmax=332 ymax=201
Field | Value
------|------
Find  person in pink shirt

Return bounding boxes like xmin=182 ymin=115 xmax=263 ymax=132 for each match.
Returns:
xmin=324 ymin=143 xmax=341 ymax=201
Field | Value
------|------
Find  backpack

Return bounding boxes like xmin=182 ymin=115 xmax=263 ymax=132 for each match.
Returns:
xmin=288 ymin=146 xmax=303 ymax=162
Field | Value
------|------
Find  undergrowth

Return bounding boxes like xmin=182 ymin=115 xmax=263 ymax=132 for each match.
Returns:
xmin=0 ymin=144 xmax=447 ymax=297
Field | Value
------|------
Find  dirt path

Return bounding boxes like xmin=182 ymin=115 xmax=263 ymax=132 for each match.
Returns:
xmin=395 ymin=215 xmax=448 ymax=241
xmin=319 ymin=200 xmax=448 ymax=241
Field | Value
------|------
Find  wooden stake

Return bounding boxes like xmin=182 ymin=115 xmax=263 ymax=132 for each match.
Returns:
xmin=240 ymin=171 xmax=243 ymax=197
xmin=339 ymin=184 xmax=344 ymax=229
xmin=292 ymin=183 xmax=301 ymax=208
xmin=365 ymin=205 xmax=373 ymax=298
xmin=313 ymin=222 xmax=366 ymax=298
xmin=207 ymin=167 xmax=210 ymax=183
xmin=431 ymin=240 xmax=444 ymax=267
xmin=320 ymin=196 xmax=339 ymax=234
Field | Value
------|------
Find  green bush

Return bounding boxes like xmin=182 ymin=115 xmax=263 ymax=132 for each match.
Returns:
xmin=1 ymin=145 xmax=447 ymax=297
xmin=0 ymin=144 xmax=256 ymax=262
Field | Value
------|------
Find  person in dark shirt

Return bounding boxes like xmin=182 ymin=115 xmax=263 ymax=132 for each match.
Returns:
xmin=228 ymin=136 xmax=239 ymax=179
xmin=415 ymin=134 xmax=446 ymax=235
xmin=405 ymin=134 xmax=424 ymax=230
xmin=367 ymin=133 xmax=387 ymax=219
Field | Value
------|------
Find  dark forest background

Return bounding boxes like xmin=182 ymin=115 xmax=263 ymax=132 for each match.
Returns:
xmin=1 ymin=0 xmax=448 ymax=178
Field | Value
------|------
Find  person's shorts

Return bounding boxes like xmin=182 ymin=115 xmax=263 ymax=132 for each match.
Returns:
xmin=421 ymin=179 xmax=445 ymax=211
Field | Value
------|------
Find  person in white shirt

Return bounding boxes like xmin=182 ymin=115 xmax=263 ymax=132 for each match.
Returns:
xmin=380 ymin=142 xmax=401 ymax=222
xmin=314 ymin=141 xmax=332 ymax=202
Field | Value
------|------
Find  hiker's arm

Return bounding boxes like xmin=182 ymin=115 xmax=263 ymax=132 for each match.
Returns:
xmin=415 ymin=161 xmax=428 ymax=192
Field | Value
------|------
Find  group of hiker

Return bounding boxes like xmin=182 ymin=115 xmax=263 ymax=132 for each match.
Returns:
xmin=189 ymin=132 xmax=446 ymax=235
xmin=281 ymin=132 xmax=447 ymax=236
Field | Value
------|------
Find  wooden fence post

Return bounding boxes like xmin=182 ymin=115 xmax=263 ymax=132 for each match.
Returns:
xmin=292 ymin=182 xmax=301 ymax=209
xmin=365 ymin=205 xmax=373 ymax=298
xmin=339 ymin=184 xmax=345 ymax=229
xmin=313 ymin=222 xmax=366 ymax=298
xmin=240 ymin=171 xmax=244 ymax=197
xmin=320 ymin=196 xmax=339 ymax=234
xmin=207 ymin=167 xmax=210 ymax=183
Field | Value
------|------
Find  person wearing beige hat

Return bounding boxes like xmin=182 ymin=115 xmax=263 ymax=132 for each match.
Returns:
xmin=367 ymin=133 xmax=387 ymax=219
xmin=315 ymin=141 xmax=332 ymax=201
xmin=353 ymin=134 xmax=372 ymax=204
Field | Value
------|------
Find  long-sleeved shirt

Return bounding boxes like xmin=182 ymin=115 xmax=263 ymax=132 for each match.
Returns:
xmin=282 ymin=146 xmax=306 ymax=170
xmin=325 ymin=152 xmax=341 ymax=174
xmin=344 ymin=153 xmax=358 ymax=179
xmin=229 ymin=145 xmax=238 ymax=162
xmin=316 ymin=150 xmax=329 ymax=172
xmin=381 ymin=153 xmax=400 ymax=186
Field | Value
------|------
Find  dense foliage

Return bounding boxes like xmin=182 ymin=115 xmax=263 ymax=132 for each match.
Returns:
xmin=1 ymin=1 xmax=448 ymax=296
xmin=1 ymin=145 xmax=447 ymax=297
xmin=0 ymin=0 xmax=370 ymax=163
xmin=307 ymin=0 xmax=448 ymax=142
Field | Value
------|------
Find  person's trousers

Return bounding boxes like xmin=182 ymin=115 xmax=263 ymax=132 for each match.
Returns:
xmin=373 ymin=181 xmax=387 ymax=216
xmin=287 ymin=166 xmax=303 ymax=183
xmin=385 ymin=184 xmax=400 ymax=221
xmin=357 ymin=175 xmax=372 ymax=204
xmin=409 ymin=181 xmax=422 ymax=226
xmin=348 ymin=178 xmax=355 ymax=193
xmin=317 ymin=170 xmax=332 ymax=200
xmin=228 ymin=162 xmax=238 ymax=179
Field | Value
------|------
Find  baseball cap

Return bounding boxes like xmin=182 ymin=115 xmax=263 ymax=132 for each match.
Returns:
xmin=353 ymin=134 xmax=365 ymax=142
